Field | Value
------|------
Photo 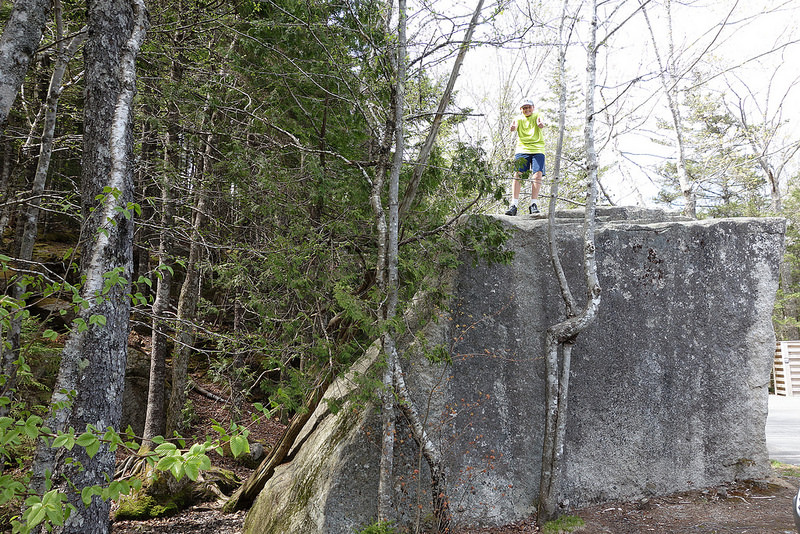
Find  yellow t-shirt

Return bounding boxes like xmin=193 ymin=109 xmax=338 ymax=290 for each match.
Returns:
xmin=515 ymin=112 xmax=544 ymax=153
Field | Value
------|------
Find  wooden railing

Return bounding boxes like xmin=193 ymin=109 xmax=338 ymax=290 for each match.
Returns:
xmin=774 ymin=341 xmax=800 ymax=396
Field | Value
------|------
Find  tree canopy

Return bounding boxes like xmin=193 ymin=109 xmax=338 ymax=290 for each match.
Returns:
xmin=1 ymin=0 xmax=800 ymax=531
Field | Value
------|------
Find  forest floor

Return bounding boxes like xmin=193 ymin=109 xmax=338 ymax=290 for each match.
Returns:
xmin=110 ymin=378 xmax=800 ymax=534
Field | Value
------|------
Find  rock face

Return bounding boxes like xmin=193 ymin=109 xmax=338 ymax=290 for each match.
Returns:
xmin=243 ymin=208 xmax=786 ymax=533
xmin=121 ymin=348 xmax=150 ymax=436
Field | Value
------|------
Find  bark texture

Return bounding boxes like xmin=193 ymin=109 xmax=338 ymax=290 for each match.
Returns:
xmin=538 ymin=0 xmax=602 ymax=521
xmin=141 ymin=56 xmax=182 ymax=448
xmin=29 ymin=0 xmax=146 ymax=532
xmin=0 ymin=0 xmax=51 ymax=129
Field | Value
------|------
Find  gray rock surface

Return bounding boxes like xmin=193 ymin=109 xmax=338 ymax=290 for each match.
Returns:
xmin=121 ymin=347 xmax=150 ymax=436
xmin=244 ymin=208 xmax=785 ymax=533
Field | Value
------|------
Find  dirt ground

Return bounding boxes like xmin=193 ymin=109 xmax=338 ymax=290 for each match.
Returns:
xmin=560 ymin=473 xmax=799 ymax=534
xmin=111 ymin=380 xmax=800 ymax=534
xmin=457 ymin=469 xmax=800 ymax=534
xmin=112 ymin=466 xmax=800 ymax=534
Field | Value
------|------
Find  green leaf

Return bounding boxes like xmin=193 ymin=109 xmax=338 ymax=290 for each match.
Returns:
xmin=75 ymin=431 xmax=100 ymax=456
xmin=103 ymin=480 xmax=131 ymax=501
xmin=21 ymin=415 xmax=43 ymax=439
xmin=85 ymin=437 xmax=100 ymax=458
xmin=43 ymin=329 xmax=59 ymax=341
xmin=154 ymin=442 xmax=177 ymax=454
xmin=155 ymin=455 xmax=179 ymax=473
xmin=52 ymin=433 xmax=75 ymax=450
xmin=26 ymin=503 xmax=47 ymax=529
xmin=75 ymin=432 xmax=95 ymax=447
xmin=184 ymin=459 xmax=201 ymax=481
xmin=80 ymin=485 xmax=102 ymax=506
xmin=88 ymin=314 xmax=107 ymax=327
xmin=73 ymin=317 xmax=88 ymax=333
xmin=230 ymin=435 xmax=250 ymax=458
xmin=170 ymin=461 xmax=184 ymax=481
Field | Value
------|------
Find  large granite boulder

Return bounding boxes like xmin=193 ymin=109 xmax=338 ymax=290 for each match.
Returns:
xmin=244 ymin=208 xmax=785 ymax=533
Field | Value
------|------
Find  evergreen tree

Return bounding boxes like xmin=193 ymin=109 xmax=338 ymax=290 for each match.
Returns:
xmin=654 ymin=85 xmax=769 ymax=217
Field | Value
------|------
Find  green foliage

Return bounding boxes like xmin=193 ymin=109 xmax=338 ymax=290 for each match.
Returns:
xmin=541 ymin=515 xmax=585 ymax=534
xmin=0 ymin=414 xmax=250 ymax=533
xmin=14 ymin=490 xmax=75 ymax=533
xmin=354 ymin=519 xmax=398 ymax=534
xmin=773 ymin=177 xmax=800 ymax=340
xmin=153 ymin=442 xmax=213 ymax=482
xmin=0 ymin=345 xmax=251 ymax=533
xmin=459 ymin=216 xmax=515 ymax=266
xmin=652 ymin=83 xmax=770 ymax=217
xmin=771 ymin=460 xmax=800 ymax=478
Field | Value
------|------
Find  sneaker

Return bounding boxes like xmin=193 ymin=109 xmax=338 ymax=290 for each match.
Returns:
xmin=505 ymin=205 xmax=518 ymax=216
xmin=529 ymin=203 xmax=539 ymax=215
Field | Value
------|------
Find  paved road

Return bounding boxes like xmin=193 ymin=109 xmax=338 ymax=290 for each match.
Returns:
xmin=767 ymin=394 xmax=800 ymax=465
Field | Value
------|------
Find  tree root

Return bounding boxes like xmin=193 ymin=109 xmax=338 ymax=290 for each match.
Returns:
xmin=115 ymin=454 xmax=152 ymax=481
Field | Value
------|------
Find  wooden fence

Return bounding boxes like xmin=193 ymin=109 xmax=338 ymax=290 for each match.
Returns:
xmin=773 ymin=341 xmax=800 ymax=396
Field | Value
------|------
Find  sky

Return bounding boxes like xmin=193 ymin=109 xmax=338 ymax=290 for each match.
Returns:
xmin=424 ymin=0 xmax=800 ymax=209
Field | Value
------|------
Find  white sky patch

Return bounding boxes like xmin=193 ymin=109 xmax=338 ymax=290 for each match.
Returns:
xmin=414 ymin=0 xmax=800 ymax=208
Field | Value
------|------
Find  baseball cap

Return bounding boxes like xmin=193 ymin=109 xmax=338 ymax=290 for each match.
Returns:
xmin=520 ymin=98 xmax=535 ymax=108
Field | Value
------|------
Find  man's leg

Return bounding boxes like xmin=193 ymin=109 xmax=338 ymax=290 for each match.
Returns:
xmin=529 ymin=171 xmax=543 ymax=214
xmin=531 ymin=171 xmax=542 ymax=200
xmin=505 ymin=173 xmax=522 ymax=215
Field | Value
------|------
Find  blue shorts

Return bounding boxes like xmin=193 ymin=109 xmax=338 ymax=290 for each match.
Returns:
xmin=514 ymin=153 xmax=545 ymax=176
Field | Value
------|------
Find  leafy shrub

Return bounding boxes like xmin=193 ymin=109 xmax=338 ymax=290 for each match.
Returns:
xmin=354 ymin=519 xmax=397 ymax=534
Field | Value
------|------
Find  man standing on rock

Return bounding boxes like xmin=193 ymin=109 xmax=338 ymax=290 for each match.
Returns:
xmin=505 ymin=98 xmax=546 ymax=216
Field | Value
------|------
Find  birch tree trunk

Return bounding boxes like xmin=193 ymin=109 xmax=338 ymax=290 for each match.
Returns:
xmin=642 ymin=0 xmax=695 ymax=218
xmin=376 ymin=0 xmax=406 ymax=517
xmin=141 ymin=170 xmax=175 ymax=448
xmin=0 ymin=0 xmax=51 ymax=130
xmin=165 ymin=126 xmax=212 ymax=438
xmin=376 ymin=1 xmax=485 ymax=527
xmin=29 ymin=1 xmax=146 ymax=532
xmin=397 ymin=0 xmax=484 ymax=218
xmin=546 ymin=0 xmax=577 ymax=318
xmin=538 ymin=0 xmax=602 ymax=523
xmin=142 ymin=58 xmax=182 ymax=449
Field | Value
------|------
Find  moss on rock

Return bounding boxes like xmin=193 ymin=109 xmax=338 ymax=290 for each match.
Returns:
xmin=114 ymin=493 xmax=178 ymax=521
xmin=113 ymin=464 xmax=240 ymax=522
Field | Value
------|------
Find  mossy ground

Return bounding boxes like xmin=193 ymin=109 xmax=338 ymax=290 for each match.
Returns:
xmin=540 ymin=515 xmax=585 ymax=534
xmin=114 ymin=493 xmax=179 ymax=521
xmin=114 ymin=465 xmax=240 ymax=521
